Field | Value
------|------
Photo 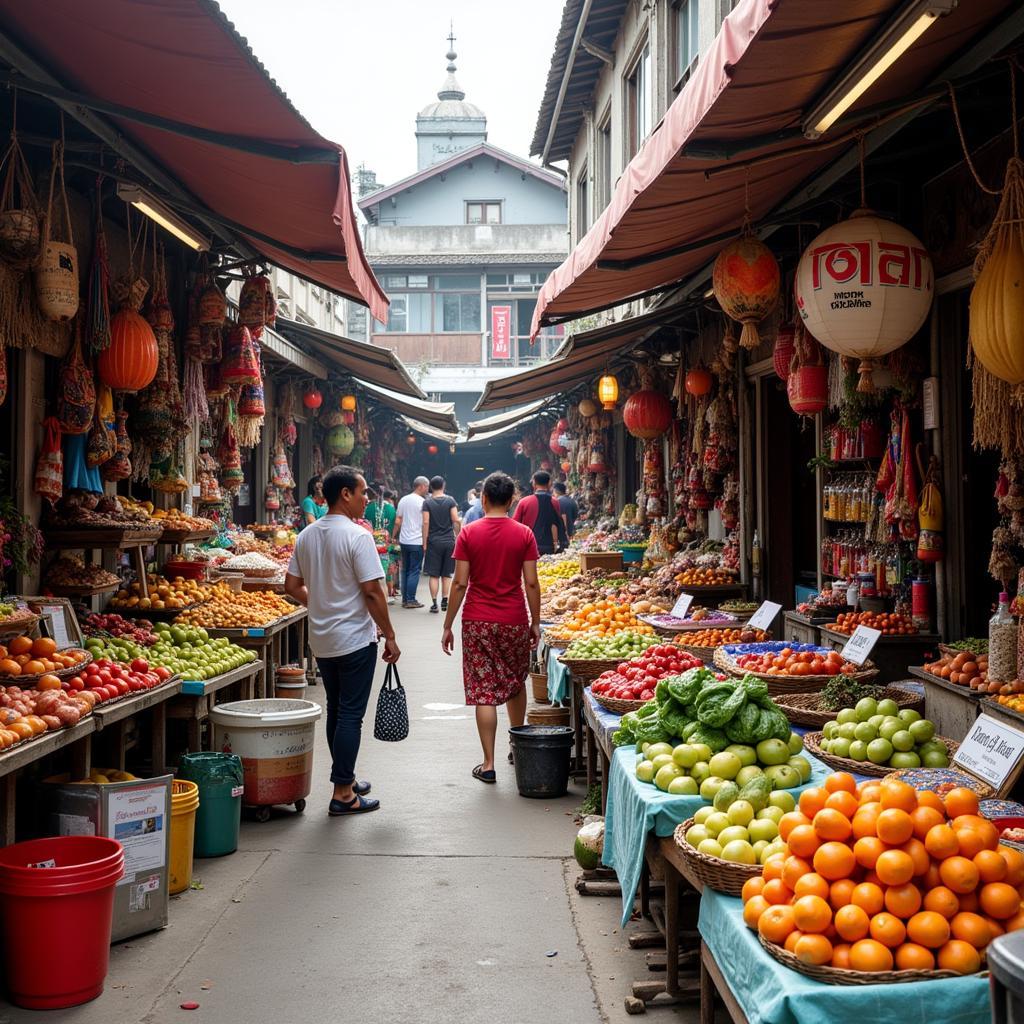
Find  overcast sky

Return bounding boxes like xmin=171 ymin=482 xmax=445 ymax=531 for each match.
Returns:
xmin=217 ymin=0 xmax=564 ymax=187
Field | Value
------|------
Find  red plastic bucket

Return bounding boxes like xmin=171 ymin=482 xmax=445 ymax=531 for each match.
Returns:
xmin=0 ymin=836 xmax=123 ymax=1009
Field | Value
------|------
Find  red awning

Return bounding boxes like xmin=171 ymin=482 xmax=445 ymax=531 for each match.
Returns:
xmin=531 ymin=0 xmax=1014 ymax=335
xmin=0 ymin=0 xmax=388 ymax=323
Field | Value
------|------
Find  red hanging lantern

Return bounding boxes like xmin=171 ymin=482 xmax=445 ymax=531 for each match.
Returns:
xmin=97 ymin=309 xmax=159 ymax=392
xmin=623 ymin=389 xmax=673 ymax=439
xmin=713 ymin=235 xmax=781 ymax=350
xmin=549 ymin=426 xmax=566 ymax=455
xmin=303 ymin=385 xmax=323 ymax=410
xmin=786 ymin=329 xmax=827 ymax=416
xmin=427 ymin=443 xmax=439 ymax=455
xmin=684 ymin=368 xmax=712 ymax=396
xmin=773 ymin=323 xmax=796 ymax=381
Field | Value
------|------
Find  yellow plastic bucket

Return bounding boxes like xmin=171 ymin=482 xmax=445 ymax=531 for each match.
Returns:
xmin=168 ymin=780 xmax=200 ymax=895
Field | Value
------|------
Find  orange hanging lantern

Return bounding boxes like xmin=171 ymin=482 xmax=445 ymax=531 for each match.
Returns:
xmin=597 ymin=374 xmax=619 ymax=411
xmin=713 ymin=235 xmax=780 ymax=350
xmin=623 ymin=389 xmax=673 ymax=439
xmin=684 ymin=368 xmax=712 ymax=396
xmin=97 ymin=309 xmax=158 ymax=392
xmin=341 ymin=394 xmax=357 ymax=412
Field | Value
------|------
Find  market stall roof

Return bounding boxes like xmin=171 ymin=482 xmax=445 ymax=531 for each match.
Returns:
xmin=401 ymin=416 xmax=459 ymax=446
xmin=275 ymin=319 xmax=426 ymax=400
xmin=476 ymin=304 xmax=687 ymax=412
xmin=0 ymin=0 xmax=388 ymax=323
xmin=530 ymin=0 xmax=1018 ymax=334
xmin=357 ymin=380 xmax=459 ymax=435
xmin=464 ymin=400 xmax=550 ymax=440
xmin=462 ymin=413 xmax=547 ymax=446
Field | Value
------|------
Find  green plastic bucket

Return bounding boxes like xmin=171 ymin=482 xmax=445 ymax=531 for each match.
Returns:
xmin=178 ymin=753 xmax=244 ymax=858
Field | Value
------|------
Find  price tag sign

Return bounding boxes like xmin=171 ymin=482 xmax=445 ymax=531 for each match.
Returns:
xmin=38 ymin=604 xmax=71 ymax=650
xmin=954 ymin=714 xmax=1024 ymax=791
xmin=840 ymin=625 xmax=881 ymax=666
xmin=670 ymin=593 xmax=694 ymax=620
xmin=746 ymin=601 xmax=782 ymax=633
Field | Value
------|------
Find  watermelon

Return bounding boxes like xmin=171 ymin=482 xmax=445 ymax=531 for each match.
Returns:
xmin=574 ymin=819 xmax=605 ymax=870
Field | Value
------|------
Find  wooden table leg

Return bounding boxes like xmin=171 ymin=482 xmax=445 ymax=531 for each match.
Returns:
xmin=113 ymin=720 xmax=127 ymax=771
xmin=700 ymin=949 xmax=714 ymax=1024
xmin=640 ymin=859 xmax=650 ymax=920
xmin=129 ymin=545 xmax=149 ymax=600
xmin=1 ymin=774 xmax=16 ymax=845
xmin=152 ymin=701 xmax=167 ymax=774
xmin=70 ymin=733 xmax=92 ymax=781
xmin=664 ymin=856 xmax=680 ymax=997
xmin=188 ymin=714 xmax=201 ymax=754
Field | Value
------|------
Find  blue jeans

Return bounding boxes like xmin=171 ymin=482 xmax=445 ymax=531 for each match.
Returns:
xmin=400 ymin=543 xmax=423 ymax=603
xmin=316 ymin=643 xmax=378 ymax=786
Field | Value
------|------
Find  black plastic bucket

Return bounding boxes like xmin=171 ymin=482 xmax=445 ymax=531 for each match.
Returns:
xmin=989 ymin=931 xmax=1024 ymax=1024
xmin=509 ymin=725 xmax=574 ymax=798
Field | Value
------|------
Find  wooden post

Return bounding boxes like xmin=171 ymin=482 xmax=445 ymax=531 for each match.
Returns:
xmin=151 ymin=700 xmax=167 ymax=774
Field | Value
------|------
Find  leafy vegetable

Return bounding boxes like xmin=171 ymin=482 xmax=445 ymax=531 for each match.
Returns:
xmin=820 ymin=675 xmax=884 ymax=712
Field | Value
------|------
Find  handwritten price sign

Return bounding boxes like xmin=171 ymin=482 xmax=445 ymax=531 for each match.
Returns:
xmin=670 ymin=593 xmax=694 ymax=620
xmin=747 ymin=601 xmax=782 ymax=633
xmin=840 ymin=625 xmax=881 ymax=666
xmin=954 ymin=714 xmax=1024 ymax=792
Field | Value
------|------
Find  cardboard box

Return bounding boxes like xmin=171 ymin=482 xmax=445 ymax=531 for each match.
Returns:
xmin=579 ymin=551 xmax=624 ymax=574
xmin=41 ymin=774 xmax=173 ymax=941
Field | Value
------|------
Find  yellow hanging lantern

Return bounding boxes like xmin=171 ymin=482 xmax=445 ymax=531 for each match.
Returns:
xmin=597 ymin=374 xmax=619 ymax=411
xmin=341 ymin=394 xmax=357 ymax=412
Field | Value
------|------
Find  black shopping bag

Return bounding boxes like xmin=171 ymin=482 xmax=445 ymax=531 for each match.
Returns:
xmin=373 ymin=664 xmax=409 ymax=742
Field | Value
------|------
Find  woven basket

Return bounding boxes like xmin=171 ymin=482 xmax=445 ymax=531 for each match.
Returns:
xmin=758 ymin=933 xmax=966 ymax=984
xmin=938 ymin=643 xmax=987 ymax=658
xmin=557 ymin=655 xmax=628 ymax=683
xmin=527 ymin=704 xmax=570 ymax=726
xmin=677 ymin=643 xmax=718 ymax=663
xmin=0 ymin=612 xmax=41 ymax=640
xmin=774 ymin=687 xmax=925 ymax=728
xmin=3 ymin=650 xmax=92 ymax=686
xmin=713 ymin=647 xmax=878 ymax=694
xmin=591 ymin=691 xmax=649 ymax=714
xmin=672 ymin=821 xmax=761 ymax=895
xmin=530 ymin=671 xmax=550 ymax=704
xmin=802 ymin=731 xmax=960 ymax=778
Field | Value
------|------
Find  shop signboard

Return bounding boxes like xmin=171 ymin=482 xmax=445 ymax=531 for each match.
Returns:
xmin=491 ymin=305 xmax=512 ymax=360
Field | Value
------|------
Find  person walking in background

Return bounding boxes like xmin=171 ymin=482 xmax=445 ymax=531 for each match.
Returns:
xmin=463 ymin=481 xmax=484 ymax=524
xmin=393 ymin=476 xmax=429 ymax=608
xmin=383 ymin=490 xmax=401 ymax=603
xmin=285 ymin=465 xmax=400 ymax=817
xmin=301 ymin=475 xmax=327 ymax=527
xmin=421 ymin=475 xmax=460 ymax=614
xmin=441 ymin=471 xmax=541 ymax=783
xmin=553 ymin=481 xmax=579 ymax=540
xmin=366 ymin=486 xmax=397 ymax=603
xmin=512 ymin=470 xmax=567 ymax=555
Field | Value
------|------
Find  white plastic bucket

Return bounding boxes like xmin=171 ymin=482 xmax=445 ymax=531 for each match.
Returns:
xmin=210 ymin=699 xmax=322 ymax=807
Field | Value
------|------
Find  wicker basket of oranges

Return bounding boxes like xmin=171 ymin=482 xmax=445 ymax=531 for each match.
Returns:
xmin=0 ymin=635 xmax=91 ymax=682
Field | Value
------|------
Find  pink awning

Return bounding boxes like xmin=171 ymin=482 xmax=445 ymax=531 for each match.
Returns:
xmin=0 ymin=0 xmax=388 ymax=323
xmin=531 ymin=0 xmax=1012 ymax=335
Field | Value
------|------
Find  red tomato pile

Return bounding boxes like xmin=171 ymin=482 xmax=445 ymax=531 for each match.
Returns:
xmin=591 ymin=645 xmax=703 ymax=701
xmin=736 ymin=647 xmax=857 ymax=677
xmin=65 ymin=658 xmax=172 ymax=704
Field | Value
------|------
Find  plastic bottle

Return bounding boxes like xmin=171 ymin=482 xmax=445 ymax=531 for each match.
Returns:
xmin=751 ymin=529 xmax=761 ymax=577
xmin=989 ymin=592 xmax=1018 ymax=683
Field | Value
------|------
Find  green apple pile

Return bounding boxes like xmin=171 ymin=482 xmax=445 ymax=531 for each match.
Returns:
xmin=682 ymin=788 xmax=797 ymax=865
xmin=86 ymin=622 xmax=257 ymax=681
xmin=819 ymin=696 xmax=948 ymax=769
xmin=563 ymin=632 xmax=656 ymax=660
xmin=636 ymin=734 xmax=812 ymax=802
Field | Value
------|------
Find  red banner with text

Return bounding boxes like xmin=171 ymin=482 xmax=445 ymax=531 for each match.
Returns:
xmin=491 ymin=305 xmax=512 ymax=360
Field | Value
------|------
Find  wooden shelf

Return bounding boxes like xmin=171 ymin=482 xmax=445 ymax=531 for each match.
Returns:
xmin=44 ymin=581 xmax=121 ymax=598
xmin=158 ymin=528 xmax=217 ymax=545
xmin=91 ymin=678 xmax=183 ymax=728
xmin=46 ymin=526 xmax=162 ymax=548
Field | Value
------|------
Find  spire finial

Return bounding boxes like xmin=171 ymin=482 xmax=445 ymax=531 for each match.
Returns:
xmin=446 ymin=22 xmax=457 ymax=71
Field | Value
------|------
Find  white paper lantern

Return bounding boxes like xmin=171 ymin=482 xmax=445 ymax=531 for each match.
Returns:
xmin=795 ymin=210 xmax=933 ymax=391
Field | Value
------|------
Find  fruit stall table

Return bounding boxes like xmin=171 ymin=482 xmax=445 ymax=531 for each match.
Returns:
xmin=781 ymin=610 xmax=841 ymax=646
xmin=204 ymin=606 xmax=308 ymax=699
xmin=908 ymin=666 xmax=982 ymax=740
xmin=819 ymin=627 xmax=942 ymax=684
xmin=696 ymin=889 xmax=989 ymax=1024
xmin=602 ymin=746 xmax=831 ymax=929
xmin=0 ymin=717 xmax=95 ymax=844
xmin=582 ymin=689 xmax=620 ymax=812
xmin=90 ymin=676 xmax=182 ymax=775
xmin=157 ymin=527 xmax=217 ymax=551
xmin=45 ymin=526 xmax=163 ymax=603
xmin=166 ymin=660 xmax=263 ymax=753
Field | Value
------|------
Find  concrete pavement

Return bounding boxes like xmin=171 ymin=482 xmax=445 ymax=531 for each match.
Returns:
xmin=6 ymin=590 xmax=697 ymax=1023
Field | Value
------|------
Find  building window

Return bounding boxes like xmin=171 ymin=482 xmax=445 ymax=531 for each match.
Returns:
xmin=626 ymin=43 xmax=651 ymax=156
xmin=596 ymin=111 xmax=612 ymax=211
xmin=576 ymin=162 xmax=589 ymax=239
xmin=434 ymin=293 xmax=481 ymax=332
xmin=466 ymin=201 xmax=502 ymax=224
xmin=375 ymin=274 xmax=481 ymax=333
xmin=485 ymin=272 xmax=549 ymax=292
xmin=674 ymin=0 xmax=701 ymax=91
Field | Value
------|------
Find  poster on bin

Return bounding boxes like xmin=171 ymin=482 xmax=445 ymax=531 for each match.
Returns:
xmin=491 ymin=305 xmax=512 ymax=360
xmin=106 ymin=784 xmax=167 ymax=884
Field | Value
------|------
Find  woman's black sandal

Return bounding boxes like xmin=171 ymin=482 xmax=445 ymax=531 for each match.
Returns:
xmin=472 ymin=764 xmax=496 ymax=784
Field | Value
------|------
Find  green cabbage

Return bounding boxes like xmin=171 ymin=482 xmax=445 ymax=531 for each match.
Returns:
xmin=688 ymin=724 xmax=729 ymax=752
xmin=724 ymin=703 xmax=763 ymax=744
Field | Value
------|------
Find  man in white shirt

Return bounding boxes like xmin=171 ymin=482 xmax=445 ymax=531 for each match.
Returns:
xmin=392 ymin=476 xmax=429 ymax=609
xmin=286 ymin=465 xmax=400 ymax=816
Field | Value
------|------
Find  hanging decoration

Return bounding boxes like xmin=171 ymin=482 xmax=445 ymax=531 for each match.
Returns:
xmin=786 ymin=325 xmax=828 ymax=416
xmin=875 ymin=402 xmax=919 ymax=542
xmin=238 ymin=269 xmax=275 ymax=338
xmin=85 ymin=385 xmax=116 ymax=468
xmin=33 ymin=417 xmax=63 ymax=505
xmin=773 ymin=321 xmax=796 ymax=382
xmin=237 ymin=380 xmax=266 ymax=449
xmin=218 ymin=420 xmax=243 ymax=492
xmin=303 ymin=383 xmax=323 ymax=410
xmin=623 ymin=386 xmax=672 ymax=440
xmin=221 ymin=324 xmax=261 ymax=386
xmin=85 ymin=179 xmax=111 ymax=353
xmin=101 ymin=405 xmax=132 ymax=481
xmin=0 ymin=105 xmax=40 ymax=271
xmin=597 ymin=374 xmax=618 ymax=410
xmin=578 ymin=397 xmax=597 ymax=417
xmin=795 ymin=210 xmax=933 ymax=393
xmin=34 ymin=141 xmax=78 ymax=322
xmin=56 ymin=326 xmax=95 ymax=435
xmin=684 ymin=367 xmax=712 ymax=397
xmin=713 ymin=234 xmax=780 ymax=350
xmin=549 ymin=425 xmax=567 ymax=455
xmin=326 ymin=424 xmax=355 ymax=458
xmin=427 ymin=443 xmax=439 ymax=455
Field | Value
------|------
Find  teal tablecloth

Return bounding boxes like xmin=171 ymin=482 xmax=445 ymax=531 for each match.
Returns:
xmin=699 ymin=889 xmax=989 ymax=1024
xmin=602 ymin=745 xmax=831 ymax=926
xmin=547 ymin=646 xmax=569 ymax=703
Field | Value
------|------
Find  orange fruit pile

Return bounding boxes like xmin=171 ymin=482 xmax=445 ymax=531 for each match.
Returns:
xmin=555 ymin=600 xmax=654 ymax=638
xmin=742 ymin=774 xmax=1024 ymax=974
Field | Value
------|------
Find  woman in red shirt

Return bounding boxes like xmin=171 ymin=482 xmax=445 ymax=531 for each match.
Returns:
xmin=442 ymin=471 xmax=541 ymax=783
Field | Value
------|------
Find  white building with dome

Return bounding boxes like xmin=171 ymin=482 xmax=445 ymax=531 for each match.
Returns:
xmin=357 ymin=37 xmax=568 ymax=425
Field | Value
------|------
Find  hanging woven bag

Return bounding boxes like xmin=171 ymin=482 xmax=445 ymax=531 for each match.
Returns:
xmin=34 ymin=142 xmax=78 ymax=321
xmin=56 ymin=330 xmax=95 ymax=435
xmin=34 ymin=416 xmax=63 ymax=504
xmin=0 ymin=124 xmax=40 ymax=270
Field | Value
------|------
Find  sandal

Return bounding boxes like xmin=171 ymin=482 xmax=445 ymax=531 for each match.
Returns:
xmin=328 ymin=794 xmax=380 ymax=816
xmin=472 ymin=764 xmax=496 ymax=784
